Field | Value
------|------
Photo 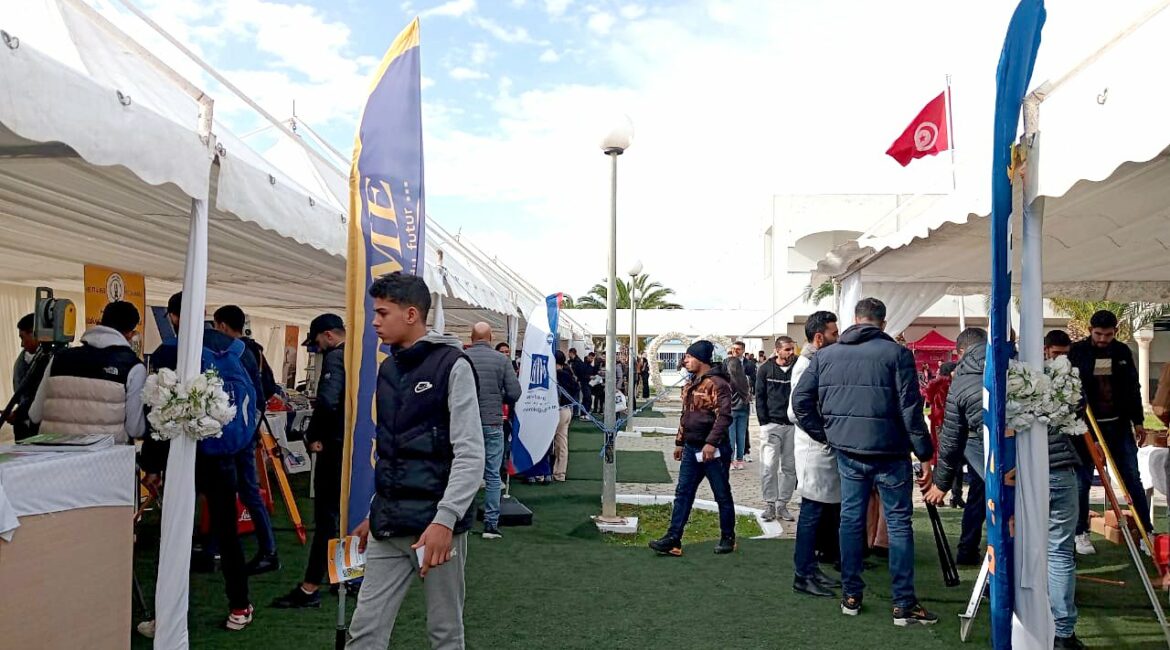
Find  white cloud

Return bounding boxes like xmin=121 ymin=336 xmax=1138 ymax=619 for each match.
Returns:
xmin=544 ymin=0 xmax=572 ymax=16
xmin=620 ymin=4 xmax=646 ymax=20
xmin=421 ymin=76 xmax=436 ymax=89
xmin=469 ymin=42 xmax=493 ymax=65
xmin=587 ymin=11 xmax=616 ymax=35
xmin=449 ymin=66 xmax=489 ymax=81
xmin=419 ymin=0 xmax=476 ymax=18
xmin=538 ymin=48 xmax=560 ymax=63
xmin=471 ymin=16 xmax=546 ymax=44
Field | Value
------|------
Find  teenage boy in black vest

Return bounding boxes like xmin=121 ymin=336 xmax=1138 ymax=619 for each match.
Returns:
xmin=347 ymin=272 xmax=484 ymax=650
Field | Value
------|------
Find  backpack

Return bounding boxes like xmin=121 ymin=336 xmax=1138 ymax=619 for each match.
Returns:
xmin=197 ymin=338 xmax=258 ymax=456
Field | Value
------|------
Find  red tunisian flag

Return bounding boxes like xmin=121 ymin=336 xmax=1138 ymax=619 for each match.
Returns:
xmin=886 ymin=91 xmax=950 ymax=166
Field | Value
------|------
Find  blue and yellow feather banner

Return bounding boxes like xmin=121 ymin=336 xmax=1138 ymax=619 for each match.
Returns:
xmin=342 ymin=18 xmax=426 ymax=536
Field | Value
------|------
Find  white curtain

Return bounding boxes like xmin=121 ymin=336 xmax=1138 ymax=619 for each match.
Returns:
xmin=837 ymin=272 xmax=862 ymax=327
xmin=862 ymin=282 xmax=948 ymax=337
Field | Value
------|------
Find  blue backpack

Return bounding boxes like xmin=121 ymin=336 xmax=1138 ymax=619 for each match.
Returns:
xmin=197 ymin=338 xmax=258 ymax=457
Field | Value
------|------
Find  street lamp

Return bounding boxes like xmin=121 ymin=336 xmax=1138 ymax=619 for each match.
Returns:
xmin=628 ymin=261 xmax=642 ymax=414
xmin=600 ymin=115 xmax=633 ymax=523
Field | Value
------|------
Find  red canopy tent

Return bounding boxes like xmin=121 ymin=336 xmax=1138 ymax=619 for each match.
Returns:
xmin=906 ymin=330 xmax=957 ymax=383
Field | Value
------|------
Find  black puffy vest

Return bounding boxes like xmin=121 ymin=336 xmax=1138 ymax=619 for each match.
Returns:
xmin=369 ymin=341 xmax=475 ymax=539
xmin=51 ymin=343 xmax=140 ymax=386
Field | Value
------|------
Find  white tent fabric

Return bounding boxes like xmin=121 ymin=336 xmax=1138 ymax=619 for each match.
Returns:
xmin=816 ymin=4 xmax=1170 ymax=303
xmin=0 ymin=2 xmax=583 ymax=647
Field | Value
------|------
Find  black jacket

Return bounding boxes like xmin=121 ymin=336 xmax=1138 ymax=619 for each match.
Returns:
xmin=755 ymin=357 xmax=794 ymax=425
xmin=557 ymin=367 xmax=580 ymax=407
xmin=678 ymin=364 xmax=733 ymax=447
xmin=934 ymin=346 xmax=985 ymax=488
xmin=791 ymin=324 xmax=932 ymax=461
xmin=306 ymin=344 xmax=346 ymax=449
xmin=242 ymin=336 xmax=279 ymax=402
xmin=1068 ymin=339 xmax=1144 ymax=427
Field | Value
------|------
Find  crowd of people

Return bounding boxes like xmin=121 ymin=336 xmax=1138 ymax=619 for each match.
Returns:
xmin=8 ymin=277 xmax=1162 ymax=648
xmin=648 ymin=299 xmax=1152 ymax=648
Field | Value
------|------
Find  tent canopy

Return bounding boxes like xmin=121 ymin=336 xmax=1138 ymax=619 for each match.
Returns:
xmin=814 ymin=4 xmax=1170 ymax=304
xmin=0 ymin=0 xmax=585 ymax=340
xmin=906 ymin=330 xmax=956 ymax=352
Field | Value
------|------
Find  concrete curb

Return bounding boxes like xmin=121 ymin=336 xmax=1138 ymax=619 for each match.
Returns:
xmin=615 ymin=493 xmax=787 ymax=540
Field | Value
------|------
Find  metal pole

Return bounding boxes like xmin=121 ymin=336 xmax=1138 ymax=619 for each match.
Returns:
xmin=630 ymin=288 xmax=638 ymax=413
xmin=601 ymin=151 xmax=620 ymax=521
xmin=1015 ymin=91 xmax=1053 ymax=649
xmin=946 ymin=74 xmax=957 ymax=192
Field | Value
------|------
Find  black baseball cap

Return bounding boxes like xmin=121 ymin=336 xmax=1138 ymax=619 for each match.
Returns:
xmin=303 ymin=313 xmax=345 ymax=346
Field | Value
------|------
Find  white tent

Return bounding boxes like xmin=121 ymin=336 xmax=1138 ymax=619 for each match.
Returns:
xmin=0 ymin=1 xmax=582 ymax=646
xmin=815 ymin=3 xmax=1170 ymax=304
xmin=812 ymin=4 xmax=1170 ymax=645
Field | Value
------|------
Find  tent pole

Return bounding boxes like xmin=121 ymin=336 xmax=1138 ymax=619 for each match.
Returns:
xmin=154 ymin=197 xmax=210 ymax=649
xmin=1013 ymin=92 xmax=1054 ymax=649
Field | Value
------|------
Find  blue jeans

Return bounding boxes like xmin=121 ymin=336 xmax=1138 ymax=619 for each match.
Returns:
xmin=482 ymin=426 xmax=505 ymax=527
xmin=838 ymin=453 xmax=918 ymax=608
xmin=959 ymin=471 xmax=986 ymax=559
xmin=667 ymin=442 xmax=736 ymax=541
xmin=1075 ymin=462 xmax=1094 ymax=535
xmin=235 ymin=441 xmax=276 ymax=555
xmin=794 ymin=498 xmax=829 ymax=579
xmin=1049 ymin=467 xmax=1079 ymax=638
xmin=730 ymin=407 xmax=749 ymax=461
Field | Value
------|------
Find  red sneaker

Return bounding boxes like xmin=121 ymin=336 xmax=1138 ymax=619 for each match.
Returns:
xmin=225 ymin=605 xmax=253 ymax=631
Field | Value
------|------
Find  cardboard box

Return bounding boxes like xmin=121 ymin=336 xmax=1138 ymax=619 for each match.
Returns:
xmin=1105 ymin=510 xmax=1119 ymax=529
xmin=0 ymin=505 xmax=133 ymax=649
xmin=1090 ymin=516 xmax=1107 ymax=536
xmin=1103 ymin=525 xmax=1124 ymax=545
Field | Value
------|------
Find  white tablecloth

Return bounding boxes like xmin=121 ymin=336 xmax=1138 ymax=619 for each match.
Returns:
xmin=0 ymin=446 xmax=136 ymax=541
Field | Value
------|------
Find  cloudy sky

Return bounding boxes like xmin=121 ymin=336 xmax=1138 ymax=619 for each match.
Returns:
xmin=89 ymin=0 xmax=1165 ymax=309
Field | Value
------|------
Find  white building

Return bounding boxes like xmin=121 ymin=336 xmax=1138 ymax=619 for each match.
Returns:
xmin=763 ymin=193 xmax=1066 ymax=341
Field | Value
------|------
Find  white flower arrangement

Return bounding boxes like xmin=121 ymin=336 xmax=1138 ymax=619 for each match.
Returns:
xmin=144 ymin=368 xmax=237 ymax=442
xmin=1005 ymin=356 xmax=1083 ymax=436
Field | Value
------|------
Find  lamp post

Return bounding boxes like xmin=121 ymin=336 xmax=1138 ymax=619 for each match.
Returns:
xmin=600 ymin=115 xmax=633 ymax=523
xmin=628 ymin=261 xmax=642 ymax=414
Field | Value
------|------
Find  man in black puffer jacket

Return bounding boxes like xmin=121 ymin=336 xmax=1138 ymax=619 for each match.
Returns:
xmin=792 ymin=297 xmax=936 ymax=626
xmin=924 ymin=328 xmax=988 ymax=566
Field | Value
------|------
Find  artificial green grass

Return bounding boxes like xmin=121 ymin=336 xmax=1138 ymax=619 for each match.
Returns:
xmin=130 ymin=460 xmax=1170 ymax=649
xmin=604 ymin=503 xmax=762 ymax=548
xmin=567 ymin=450 xmax=671 ymax=483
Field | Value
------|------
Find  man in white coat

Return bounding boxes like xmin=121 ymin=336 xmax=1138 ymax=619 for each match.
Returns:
xmin=788 ymin=310 xmax=842 ymax=598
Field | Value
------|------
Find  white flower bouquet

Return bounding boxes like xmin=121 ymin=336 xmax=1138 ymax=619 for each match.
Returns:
xmin=144 ymin=368 xmax=237 ymax=442
xmin=1005 ymin=356 xmax=1083 ymax=436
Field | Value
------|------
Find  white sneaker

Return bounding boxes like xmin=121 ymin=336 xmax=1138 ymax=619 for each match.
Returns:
xmin=1075 ymin=533 xmax=1096 ymax=556
xmin=136 ymin=620 xmax=156 ymax=639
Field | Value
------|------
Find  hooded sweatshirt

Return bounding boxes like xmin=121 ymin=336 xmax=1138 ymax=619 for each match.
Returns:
xmin=29 ymin=325 xmax=146 ymax=443
xmin=791 ymin=323 xmax=933 ymax=461
xmin=677 ymin=363 xmax=733 ymax=448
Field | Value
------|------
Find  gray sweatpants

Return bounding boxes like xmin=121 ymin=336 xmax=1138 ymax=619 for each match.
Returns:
xmin=347 ymin=533 xmax=468 ymax=650
xmin=760 ymin=423 xmax=797 ymax=505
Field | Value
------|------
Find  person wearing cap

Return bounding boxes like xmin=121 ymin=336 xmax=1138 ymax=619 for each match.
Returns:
xmin=648 ymin=340 xmax=737 ymax=557
xmin=273 ymin=313 xmax=347 ymax=610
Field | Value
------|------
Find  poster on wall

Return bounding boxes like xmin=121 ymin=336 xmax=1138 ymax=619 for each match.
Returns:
xmin=284 ymin=326 xmax=300 ymax=388
xmin=83 ymin=265 xmax=146 ymax=357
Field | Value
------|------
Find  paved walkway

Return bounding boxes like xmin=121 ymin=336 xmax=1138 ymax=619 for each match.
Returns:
xmin=615 ymin=396 xmax=1163 ymax=541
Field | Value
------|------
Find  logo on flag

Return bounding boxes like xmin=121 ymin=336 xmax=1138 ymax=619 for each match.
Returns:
xmin=886 ymin=90 xmax=950 ymax=167
xmin=529 ymin=354 xmax=551 ymax=390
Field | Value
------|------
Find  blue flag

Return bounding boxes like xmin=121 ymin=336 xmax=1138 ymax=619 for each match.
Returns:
xmin=342 ymin=18 xmax=426 ymax=536
xmin=986 ymin=2 xmax=1045 ymax=647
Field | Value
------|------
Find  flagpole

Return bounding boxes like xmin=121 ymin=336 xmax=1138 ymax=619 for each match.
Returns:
xmin=946 ymin=74 xmax=957 ymax=191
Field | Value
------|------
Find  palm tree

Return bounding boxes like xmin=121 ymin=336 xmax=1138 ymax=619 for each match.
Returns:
xmin=1048 ymin=299 xmax=1170 ymax=341
xmin=575 ymin=274 xmax=683 ymax=310
xmin=561 ymin=294 xmax=576 ymax=309
xmin=802 ymin=280 xmax=835 ymax=306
